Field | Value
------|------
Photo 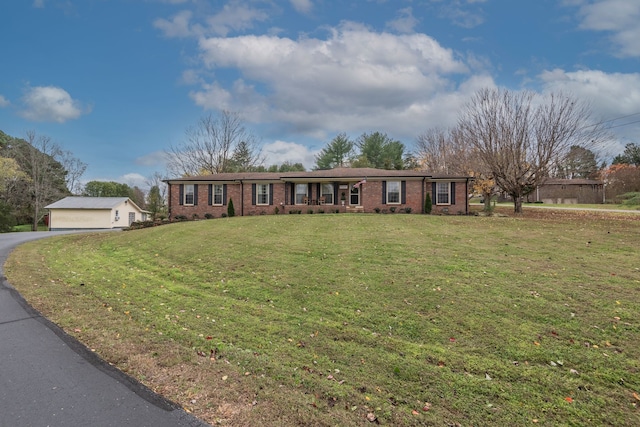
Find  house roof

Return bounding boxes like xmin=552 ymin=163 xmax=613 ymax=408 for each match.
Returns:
xmin=540 ymin=178 xmax=603 ymax=185
xmin=164 ymin=167 xmax=472 ymax=183
xmin=45 ymin=196 xmax=142 ymax=211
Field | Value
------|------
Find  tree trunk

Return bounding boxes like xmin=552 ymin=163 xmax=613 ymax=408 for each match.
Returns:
xmin=483 ymin=190 xmax=492 ymax=211
xmin=513 ymin=196 xmax=523 ymax=214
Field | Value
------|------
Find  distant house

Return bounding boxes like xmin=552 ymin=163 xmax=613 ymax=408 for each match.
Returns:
xmin=45 ymin=197 xmax=148 ymax=230
xmin=529 ymin=179 xmax=604 ymax=204
xmin=164 ymin=167 xmax=472 ymax=218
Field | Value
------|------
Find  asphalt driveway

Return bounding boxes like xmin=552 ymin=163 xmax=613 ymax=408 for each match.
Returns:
xmin=0 ymin=231 xmax=209 ymax=427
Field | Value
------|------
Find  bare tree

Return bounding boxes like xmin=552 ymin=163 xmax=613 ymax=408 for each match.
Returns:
xmin=13 ymin=131 xmax=68 ymax=230
xmin=146 ymin=171 xmax=168 ymax=202
xmin=166 ymin=111 xmax=262 ymax=176
xmin=415 ymin=127 xmax=499 ymax=210
xmin=457 ymin=88 xmax=608 ymax=213
xmin=60 ymin=149 xmax=87 ymax=195
xmin=415 ymin=127 xmax=470 ymax=175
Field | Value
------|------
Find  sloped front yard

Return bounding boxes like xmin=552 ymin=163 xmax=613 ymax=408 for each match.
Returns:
xmin=6 ymin=212 xmax=640 ymax=426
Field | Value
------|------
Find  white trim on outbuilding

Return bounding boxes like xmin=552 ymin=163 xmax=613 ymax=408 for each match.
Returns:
xmin=45 ymin=197 xmax=149 ymax=230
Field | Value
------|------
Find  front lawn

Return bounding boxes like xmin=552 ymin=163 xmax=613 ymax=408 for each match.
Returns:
xmin=6 ymin=212 xmax=640 ymax=426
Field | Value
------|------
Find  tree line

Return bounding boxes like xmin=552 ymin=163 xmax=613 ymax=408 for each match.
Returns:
xmin=0 ymin=130 xmax=169 ymax=231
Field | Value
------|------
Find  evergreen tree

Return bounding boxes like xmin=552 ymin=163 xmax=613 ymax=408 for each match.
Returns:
xmin=314 ymin=133 xmax=354 ymax=170
xmin=227 ymin=198 xmax=235 ymax=217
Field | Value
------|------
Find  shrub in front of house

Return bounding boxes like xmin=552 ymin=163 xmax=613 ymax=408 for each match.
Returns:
xmin=425 ymin=193 xmax=432 ymax=214
xmin=227 ymin=198 xmax=235 ymax=217
xmin=204 ymin=213 xmax=214 ymax=219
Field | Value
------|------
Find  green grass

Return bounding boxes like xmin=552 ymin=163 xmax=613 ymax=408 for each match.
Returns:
xmin=6 ymin=213 xmax=640 ymax=426
xmin=11 ymin=224 xmax=48 ymax=232
xmin=470 ymin=200 xmax=640 ymax=211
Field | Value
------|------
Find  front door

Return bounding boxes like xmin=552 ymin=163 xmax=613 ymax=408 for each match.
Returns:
xmin=128 ymin=212 xmax=135 ymax=225
xmin=350 ymin=185 xmax=360 ymax=206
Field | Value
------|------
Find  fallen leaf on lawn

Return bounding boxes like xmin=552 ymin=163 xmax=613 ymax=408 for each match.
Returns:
xmin=449 ymin=337 xmax=456 ymax=342
xmin=565 ymin=397 xmax=573 ymax=403
xmin=532 ymin=419 xmax=539 ymax=423
xmin=534 ymin=341 xmax=540 ymax=346
xmin=633 ymin=392 xmax=640 ymax=401
xmin=366 ymin=413 xmax=377 ymax=422
xmin=74 ymin=328 xmax=82 ymax=333
xmin=206 ymin=336 xmax=213 ymax=340
xmin=570 ymin=369 xmax=579 ymax=375
xmin=485 ymin=373 xmax=492 ymax=380
xmin=423 ymin=403 xmax=431 ymax=411
xmin=412 ymin=410 xmax=420 ymax=415
xmin=222 ymin=375 xmax=228 ymax=381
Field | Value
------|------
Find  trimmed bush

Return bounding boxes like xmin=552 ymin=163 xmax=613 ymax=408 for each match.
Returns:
xmin=227 ymin=198 xmax=235 ymax=217
xmin=425 ymin=193 xmax=432 ymax=214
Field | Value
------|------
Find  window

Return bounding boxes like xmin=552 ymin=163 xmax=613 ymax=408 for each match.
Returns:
xmin=387 ymin=181 xmax=401 ymax=204
xmin=436 ymin=182 xmax=450 ymax=205
xmin=184 ymin=184 xmax=195 ymax=205
xmin=213 ymin=184 xmax=223 ymax=205
xmin=295 ymin=183 xmax=308 ymax=205
xmin=257 ymin=184 xmax=269 ymax=205
xmin=321 ymin=183 xmax=333 ymax=204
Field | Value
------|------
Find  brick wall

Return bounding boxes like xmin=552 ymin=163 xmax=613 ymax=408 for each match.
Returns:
xmin=168 ymin=179 xmax=469 ymax=218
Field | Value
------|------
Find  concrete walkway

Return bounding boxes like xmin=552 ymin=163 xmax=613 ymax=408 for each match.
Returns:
xmin=0 ymin=231 xmax=209 ymax=427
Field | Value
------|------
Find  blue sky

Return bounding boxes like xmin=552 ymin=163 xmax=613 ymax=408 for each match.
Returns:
xmin=1 ymin=0 xmax=639 ymax=189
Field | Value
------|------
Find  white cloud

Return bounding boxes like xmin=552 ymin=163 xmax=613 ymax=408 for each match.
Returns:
xmin=538 ymin=69 xmax=640 ymax=115
xmin=290 ymin=0 xmax=313 ymax=14
xmin=538 ymin=68 xmax=640 ymax=157
xmin=135 ymin=151 xmax=170 ymax=167
xmin=120 ymin=173 xmax=148 ymax=189
xmin=154 ymin=10 xmax=195 ymax=38
xmin=154 ymin=2 xmax=269 ymax=38
xmin=205 ymin=2 xmax=270 ymax=37
xmin=19 ymin=86 xmax=88 ymax=123
xmin=386 ymin=7 xmax=419 ymax=34
xmin=32 ymin=0 xmax=44 ymax=8
xmin=262 ymin=140 xmax=319 ymax=169
xmin=0 ymin=95 xmax=9 ymax=107
xmin=190 ymin=22 xmax=479 ymax=141
xmin=436 ymin=1 xmax=486 ymax=29
xmin=575 ymin=0 xmax=640 ymax=57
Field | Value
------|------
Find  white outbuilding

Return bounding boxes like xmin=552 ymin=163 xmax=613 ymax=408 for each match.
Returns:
xmin=45 ymin=197 xmax=149 ymax=230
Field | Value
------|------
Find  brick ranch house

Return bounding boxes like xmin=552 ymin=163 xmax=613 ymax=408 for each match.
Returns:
xmin=165 ymin=167 xmax=471 ymax=218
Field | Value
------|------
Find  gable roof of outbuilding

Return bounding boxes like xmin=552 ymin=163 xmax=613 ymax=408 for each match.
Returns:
xmin=45 ymin=196 xmax=142 ymax=211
